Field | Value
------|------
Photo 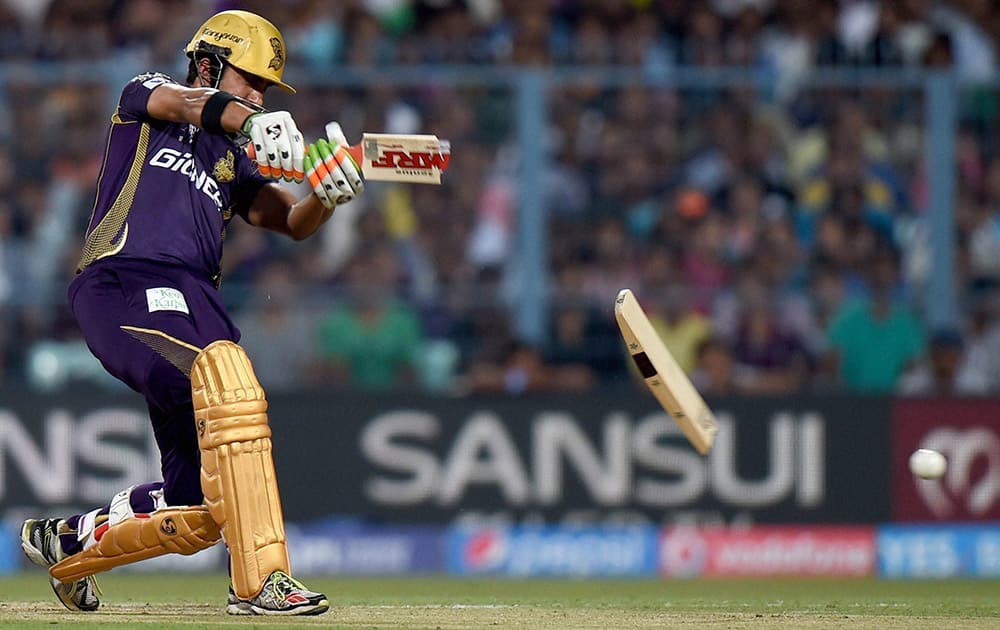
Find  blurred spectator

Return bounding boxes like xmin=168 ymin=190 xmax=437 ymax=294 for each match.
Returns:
xmin=679 ymin=3 xmax=725 ymax=66
xmin=647 ymin=285 xmax=711 ymax=375
xmin=816 ymin=0 xmax=903 ymax=67
xmin=579 ymin=216 xmax=637 ymax=304
xmin=721 ymin=175 xmax=767 ymax=265
xmin=898 ymin=327 xmax=990 ymax=395
xmin=505 ymin=4 xmax=550 ymax=65
xmin=690 ymin=336 xmax=759 ymax=395
xmin=448 ymin=265 xmax=513 ymax=375
xmin=283 ymin=0 xmax=346 ymax=69
xmin=795 ymin=101 xmax=906 ymax=249
xmin=806 ymin=261 xmax=847 ymax=357
xmin=731 ymin=294 xmax=811 ymax=393
xmin=894 ymin=0 xmax=936 ymax=66
xmin=543 ymin=302 xmax=624 ymax=384
xmin=235 ymin=261 xmax=321 ymax=392
xmin=921 ymin=30 xmax=955 ymax=67
xmin=680 ymin=211 xmax=731 ymax=312
xmin=928 ymin=0 xmax=996 ymax=80
xmin=317 ymin=246 xmax=424 ymax=390
xmin=413 ymin=336 xmax=461 ymax=394
xmin=826 ymin=247 xmax=926 ymax=392
xmin=758 ymin=1 xmax=822 ymax=100
xmin=37 ymin=0 xmax=112 ymax=60
xmin=968 ymin=207 xmax=1000 ymax=290
xmin=463 ymin=339 xmax=592 ymax=395
xmin=958 ymin=294 xmax=1000 ymax=393
xmin=724 ymin=6 xmax=766 ymax=66
xmin=691 ymin=339 xmax=737 ymax=396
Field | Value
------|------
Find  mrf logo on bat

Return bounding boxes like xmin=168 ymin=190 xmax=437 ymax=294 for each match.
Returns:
xmin=354 ymin=133 xmax=451 ymax=184
xmin=366 ymin=139 xmax=451 ymax=171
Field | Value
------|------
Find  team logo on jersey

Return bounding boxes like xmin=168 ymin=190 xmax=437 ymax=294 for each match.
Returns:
xmin=213 ymin=150 xmax=235 ymax=183
xmin=268 ymin=37 xmax=284 ymax=70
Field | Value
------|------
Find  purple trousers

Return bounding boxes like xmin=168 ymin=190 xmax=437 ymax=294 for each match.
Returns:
xmin=69 ymin=258 xmax=240 ymax=508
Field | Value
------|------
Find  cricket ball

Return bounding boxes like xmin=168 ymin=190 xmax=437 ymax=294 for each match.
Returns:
xmin=909 ymin=448 xmax=947 ymax=480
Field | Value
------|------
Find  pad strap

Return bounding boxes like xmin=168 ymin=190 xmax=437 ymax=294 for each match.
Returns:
xmin=49 ymin=507 xmax=221 ymax=582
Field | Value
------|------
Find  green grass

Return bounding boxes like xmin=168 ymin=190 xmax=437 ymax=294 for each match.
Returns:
xmin=0 ymin=573 xmax=998 ymax=628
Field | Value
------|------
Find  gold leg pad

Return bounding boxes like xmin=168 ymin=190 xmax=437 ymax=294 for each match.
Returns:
xmin=49 ymin=507 xmax=221 ymax=582
xmin=191 ymin=340 xmax=289 ymax=600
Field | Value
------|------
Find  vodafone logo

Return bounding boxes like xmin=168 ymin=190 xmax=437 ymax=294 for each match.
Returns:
xmin=660 ymin=527 xmax=874 ymax=577
xmin=916 ymin=427 xmax=1000 ymax=518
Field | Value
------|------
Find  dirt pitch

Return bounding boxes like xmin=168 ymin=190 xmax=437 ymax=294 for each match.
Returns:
xmin=0 ymin=574 xmax=998 ymax=629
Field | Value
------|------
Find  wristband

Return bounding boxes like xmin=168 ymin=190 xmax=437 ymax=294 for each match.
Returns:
xmin=201 ymin=91 xmax=238 ymax=135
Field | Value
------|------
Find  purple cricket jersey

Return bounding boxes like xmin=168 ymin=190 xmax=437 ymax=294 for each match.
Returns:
xmin=77 ymin=72 xmax=270 ymax=283
xmin=59 ymin=72 xmax=278 ymax=518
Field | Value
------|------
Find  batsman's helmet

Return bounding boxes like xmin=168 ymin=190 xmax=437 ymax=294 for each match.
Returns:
xmin=184 ymin=10 xmax=295 ymax=94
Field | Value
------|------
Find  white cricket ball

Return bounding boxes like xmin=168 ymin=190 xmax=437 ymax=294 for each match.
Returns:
xmin=909 ymin=448 xmax=947 ymax=480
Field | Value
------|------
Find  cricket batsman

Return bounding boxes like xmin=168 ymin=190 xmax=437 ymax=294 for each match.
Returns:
xmin=19 ymin=10 xmax=361 ymax=615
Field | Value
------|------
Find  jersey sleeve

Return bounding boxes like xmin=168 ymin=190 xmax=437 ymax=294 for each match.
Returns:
xmin=231 ymin=146 xmax=272 ymax=221
xmin=116 ymin=72 xmax=177 ymax=122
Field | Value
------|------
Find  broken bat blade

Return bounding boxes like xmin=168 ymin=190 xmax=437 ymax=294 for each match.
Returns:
xmin=344 ymin=133 xmax=451 ymax=184
xmin=614 ymin=288 xmax=718 ymax=455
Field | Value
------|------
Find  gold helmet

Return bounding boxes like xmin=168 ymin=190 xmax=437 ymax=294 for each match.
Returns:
xmin=184 ymin=10 xmax=295 ymax=94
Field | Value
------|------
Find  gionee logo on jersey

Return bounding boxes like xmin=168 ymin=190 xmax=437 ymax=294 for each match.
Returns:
xmin=149 ymin=147 xmax=223 ymax=208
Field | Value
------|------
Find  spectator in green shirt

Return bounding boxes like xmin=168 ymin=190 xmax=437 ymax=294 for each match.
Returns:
xmin=826 ymin=247 xmax=925 ymax=392
xmin=319 ymin=247 xmax=423 ymax=389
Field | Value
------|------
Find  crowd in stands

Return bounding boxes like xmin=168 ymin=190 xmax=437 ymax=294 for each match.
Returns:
xmin=1 ymin=0 xmax=999 ymax=397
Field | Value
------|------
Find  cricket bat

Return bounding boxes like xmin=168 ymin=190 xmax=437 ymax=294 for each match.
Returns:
xmin=342 ymin=130 xmax=450 ymax=185
xmin=247 ymin=129 xmax=451 ymax=184
xmin=614 ymin=288 xmax=718 ymax=456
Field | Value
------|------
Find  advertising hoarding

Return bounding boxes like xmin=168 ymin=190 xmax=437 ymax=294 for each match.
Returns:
xmin=892 ymin=399 xmax=1000 ymax=522
xmin=0 ymin=389 xmax=894 ymax=525
xmin=447 ymin=525 xmax=657 ymax=577
xmin=878 ymin=524 xmax=1000 ymax=578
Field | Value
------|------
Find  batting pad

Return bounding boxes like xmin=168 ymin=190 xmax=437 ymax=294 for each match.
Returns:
xmin=190 ymin=340 xmax=289 ymax=600
xmin=49 ymin=507 xmax=221 ymax=582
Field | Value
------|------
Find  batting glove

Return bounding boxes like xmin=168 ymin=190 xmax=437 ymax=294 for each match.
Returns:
xmin=243 ymin=111 xmax=305 ymax=182
xmin=305 ymin=122 xmax=364 ymax=209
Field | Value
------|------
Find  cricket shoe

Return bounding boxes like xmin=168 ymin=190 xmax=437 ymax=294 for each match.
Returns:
xmin=20 ymin=518 xmax=101 ymax=612
xmin=226 ymin=570 xmax=329 ymax=616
